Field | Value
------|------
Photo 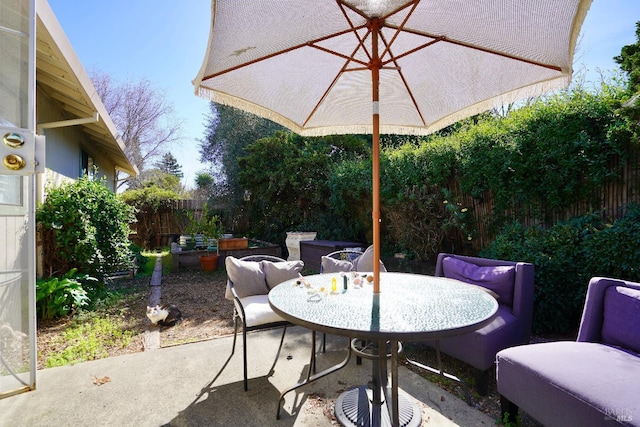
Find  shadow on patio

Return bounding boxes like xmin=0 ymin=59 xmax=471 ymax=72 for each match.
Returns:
xmin=0 ymin=328 xmax=494 ymax=426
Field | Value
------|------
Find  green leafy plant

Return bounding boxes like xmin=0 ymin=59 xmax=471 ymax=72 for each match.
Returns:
xmin=37 ymin=175 xmax=136 ymax=278
xmin=184 ymin=206 xmax=223 ymax=242
xmin=500 ymin=410 xmax=522 ymax=427
xmin=36 ymin=268 xmax=95 ymax=320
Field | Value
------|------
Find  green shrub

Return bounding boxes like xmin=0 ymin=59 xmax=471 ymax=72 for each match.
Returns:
xmin=482 ymin=207 xmax=640 ymax=335
xmin=37 ymin=175 xmax=136 ymax=278
xmin=582 ymin=204 xmax=640 ymax=281
xmin=36 ymin=268 xmax=95 ymax=320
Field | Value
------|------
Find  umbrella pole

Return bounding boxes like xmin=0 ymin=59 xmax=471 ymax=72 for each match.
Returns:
xmin=371 ymin=18 xmax=381 ymax=294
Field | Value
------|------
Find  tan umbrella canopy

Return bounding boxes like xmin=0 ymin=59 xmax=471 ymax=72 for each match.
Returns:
xmin=193 ymin=0 xmax=592 ymax=293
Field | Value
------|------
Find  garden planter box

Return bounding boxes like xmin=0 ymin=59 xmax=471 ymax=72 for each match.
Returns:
xmin=218 ymin=238 xmax=249 ymax=250
xmin=171 ymin=249 xmax=210 ymax=271
xmin=172 ymin=239 xmax=280 ymax=271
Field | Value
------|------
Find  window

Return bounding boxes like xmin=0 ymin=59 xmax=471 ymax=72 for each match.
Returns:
xmin=0 ymin=174 xmax=22 ymax=206
xmin=81 ymin=150 xmax=94 ymax=179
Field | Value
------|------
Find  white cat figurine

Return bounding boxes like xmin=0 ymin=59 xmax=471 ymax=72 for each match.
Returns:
xmin=146 ymin=304 xmax=182 ymax=326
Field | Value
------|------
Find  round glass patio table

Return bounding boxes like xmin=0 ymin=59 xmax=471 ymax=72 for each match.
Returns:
xmin=269 ymin=272 xmax=498 ymax=427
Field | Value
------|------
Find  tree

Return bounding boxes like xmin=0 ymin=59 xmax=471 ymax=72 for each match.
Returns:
xmin=612 ymin=21 xmax=640 ymax=137
xmin=193 ymin=172 xmax=215 ymax=200
xmin=199 ymin=102 xmax=284 ymax=226
xmin=200 ymin=103 xmax=284 ymax=188
xmin=154 ymin=153 xmax=183 ymax=179
xmin=238 ymin=131 xmax=369 ymax=242
xmin=614 ymin=21 xmax=640 ymax=94
xmin=127 ymin=169 xmax=183 ymax=194
xmin=90 ymin=70 xmax=184 ymax=188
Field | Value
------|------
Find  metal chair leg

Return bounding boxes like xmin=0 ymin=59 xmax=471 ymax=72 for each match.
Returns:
xmin=242 ymin=323 xmax=289 ymax=391
xmin=242 ymin=325 xmax=249 ymax=391
xmin=310 ymin=330 xmax=317 ymax=375
xmin=231 ymin=312 xmax=239 ymax=356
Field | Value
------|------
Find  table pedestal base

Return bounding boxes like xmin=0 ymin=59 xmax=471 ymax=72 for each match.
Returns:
xmin=334 ymin=386 xmax=421 ymax=427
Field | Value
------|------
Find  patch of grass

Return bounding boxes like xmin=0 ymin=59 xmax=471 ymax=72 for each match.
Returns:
xmin=137 ymin=248 xmax=172 ymax=276
xmin=43 ymin=315 xmax=135 ymax=368
xmin=160 ymin=249 xmax=172 ymax=274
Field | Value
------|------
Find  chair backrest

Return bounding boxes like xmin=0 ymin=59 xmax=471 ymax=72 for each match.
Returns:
xmin=578 ymin=277 xmax=640 ymax=355
xmin=225 ymin=255 xmax=303 ymax=301
xmin=435 ymin=253 xmax=535 ymax=342
xmin=320 ymin=249 xmax=363 ymax=273
xmin=238 ymin=255 xmax=286 ymax=263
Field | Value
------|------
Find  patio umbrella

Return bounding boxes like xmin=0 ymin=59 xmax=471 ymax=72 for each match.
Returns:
xmin=193 ymin=0 xmax=592 ymax=293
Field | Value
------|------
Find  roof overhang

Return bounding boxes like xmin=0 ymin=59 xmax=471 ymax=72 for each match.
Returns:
xmin=35 ymin=0 xmax=138 ymax=177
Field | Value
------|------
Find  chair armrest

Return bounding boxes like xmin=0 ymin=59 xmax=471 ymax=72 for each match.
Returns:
xmin=577 ymin=277 xmax=627 ymax=342
xmin=434 ymin=252 xmax=448 ymax=277
xmin=511 ymin=262 xmax=535 ymax=342
xmin=227 ymin=278 xmax=247 ymax=321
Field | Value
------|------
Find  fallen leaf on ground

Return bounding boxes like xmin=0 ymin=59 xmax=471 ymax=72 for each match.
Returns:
xmin=92 ymin=375 xmax=111 ymax=386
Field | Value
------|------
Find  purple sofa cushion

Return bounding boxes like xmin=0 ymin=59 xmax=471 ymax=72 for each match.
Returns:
xmin=497 ymin=342 xmax=640 ymax=427
xmin=602 ymin=285 xmax=640 ymax=354
xmin=442 ymin=256 xmax=515 ymax=306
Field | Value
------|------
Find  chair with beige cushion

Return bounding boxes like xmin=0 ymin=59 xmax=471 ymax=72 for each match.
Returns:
xmin=225 ymin=254 xmax=304 ymax=391
xmin=320 ymin=245 xmax=386 ymax=274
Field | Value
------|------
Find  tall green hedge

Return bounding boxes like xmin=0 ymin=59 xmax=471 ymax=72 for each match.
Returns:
xmin=236 ymin=82 xmax=632 ymax=258
xmin=37 ymin=176 xmax=136 ymax=278
xmin=481 ymin=205 xmax=640 ymax=334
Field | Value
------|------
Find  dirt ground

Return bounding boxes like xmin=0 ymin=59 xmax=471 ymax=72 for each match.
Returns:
xmin=36 ymin=268 xmax=235 ymax=369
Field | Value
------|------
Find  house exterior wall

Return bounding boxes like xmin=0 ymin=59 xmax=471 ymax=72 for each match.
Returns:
xmin=36 ymin=86 xmax=118 ymax=193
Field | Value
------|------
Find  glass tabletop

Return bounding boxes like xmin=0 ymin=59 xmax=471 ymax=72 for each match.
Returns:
xmin=269 ymin=272 xmax=498 ymax=341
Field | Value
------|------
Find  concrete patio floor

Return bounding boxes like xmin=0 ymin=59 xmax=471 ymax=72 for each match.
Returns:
xmin=0 ymin=328 xmax=496 ymax=427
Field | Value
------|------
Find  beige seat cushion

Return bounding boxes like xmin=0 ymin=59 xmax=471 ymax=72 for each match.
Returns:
xmin=239 ymin=295 xmax=286 ymax=327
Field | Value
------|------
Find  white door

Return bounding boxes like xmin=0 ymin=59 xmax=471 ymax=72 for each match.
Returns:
xmin=0 ymin=0 xmax=40 ymax=398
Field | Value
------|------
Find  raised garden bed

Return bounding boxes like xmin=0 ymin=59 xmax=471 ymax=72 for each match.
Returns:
xmin=171 ymin=239 xmax=281 ymax=271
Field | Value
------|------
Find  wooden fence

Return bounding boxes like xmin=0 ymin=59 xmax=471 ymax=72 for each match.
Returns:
xmin=129 ymin=200 xmax=207 ymax=248
xmin=457 ymin=147 xmax=640 ymax=251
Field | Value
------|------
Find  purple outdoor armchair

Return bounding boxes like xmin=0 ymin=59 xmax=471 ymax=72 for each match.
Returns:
xmin=433 ymin=253 xmax=535 ymax=393
xmin=496 ymin=277 xmax=640 ymax=426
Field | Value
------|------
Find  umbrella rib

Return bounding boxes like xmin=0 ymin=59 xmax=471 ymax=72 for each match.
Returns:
xmin=303 ymin=0 xmax=379 ymax=128
xmin=380 ymin=37 xmax=444 ymax=66
xmin=310 ymin=44 xmax=369 ymax=68
xmin=304 ymin=30 xmax=370 ymax=127
xmin=386 ymin=25 xmax=563 ymax=73
xmin=378 ymin=0 xmax=420 ymax=62
xmin=201 ymin=25 xmax=367 ymax=81
xmin=337 ymin=0 xmax=373 ymax=64
xmin=378 ymin=31 xmax=427 ymax=127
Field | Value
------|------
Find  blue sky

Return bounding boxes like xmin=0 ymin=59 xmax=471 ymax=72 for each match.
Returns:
xmin=47 ymin=0 xmax=640 ymax=188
